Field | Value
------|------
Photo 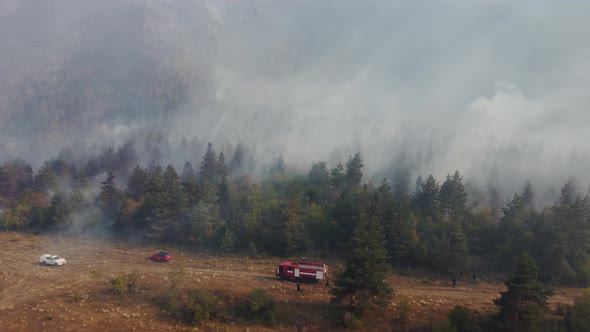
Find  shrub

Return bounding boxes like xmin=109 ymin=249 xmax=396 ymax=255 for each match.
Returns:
xmin=555 ymin=302 xmax=570 ymax=316
xmin=168 ymin=264 xmax=186 ymax=291
xmin=126 ymin=269 xmax=139 ymax=292
xmin=111 ymin=275 xmax=127 ymax=295
xmin=72 ymin=293 xmax=81 ymax=302
xmin=565 ymin=297 xmax=590 ymax=332
xmin=342 ymin=311 xmax=365 ymax=329
xmin=432 ymin=319 xmax=458 ymax=332
xmin=248 ymin=288 xmax=274 ymax=316
xmin=158 ymin=289 xmax=221 ymax=326
xmin=447 ymin=305 xmax=480 ymax=332
xmin=219 ymin=228 xmax=236 ymax=253
xmin=395 ymin=298 xmax=413 ymax=328
xmin=237 ymin=288 xmax=275 ymax=322
xmin=111 ymin=271 xmax=140 ymax=295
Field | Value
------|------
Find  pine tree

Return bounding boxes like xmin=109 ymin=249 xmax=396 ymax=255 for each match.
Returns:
xmin=229 ymin=142 xmax=254 ymax=178
xmin=127 ymin=165 xmax=148 ymax=201
xmin=199 ymin=142 xmax=218 ymax=182
xmin=146 ymin=164 xmax=164 ymax=195
xmin=146 ymin=147 xmax=162 ymax=174
xmin=69 ymin=185 xmax=86 ymax=212
xmin=217 ymin=152 xmax=227 ymax=179
xmin=330 ymin=163 xmax=346 ymax=194
xmin=345 ymin=153 xmax=363 ymax=191
xmin=332 ymin=187 xmax=393 ymax=315
xmin=413 ymin=174 xmax=440 ymax=221
xmin=548 ymin=181 xmax=590 ymax=285
xmin=389 ymin=193 xmax=419 ymax=266
xmin=307 ymin=161 xmax=330 ymax=205
xmin=219 ymin=227 xmax=236 ymax=252
xmin=47 ymin=192 xmax=69 ymax=227
xmin=146 ymin=166 xmax=188 ymax=242
xmin=494 ymin=253 xmax=553 ymax=331
xmin=216 ymin=177 xmax=230 ymax=221
xmin=521 ymin=180 xmax=535 ymax=210
xmin=181 ymin=161 xmax=195 ymax=182
xmin=270 ymin=154 xmax=286 ymax=177
xmin=439 ymin=171 xmax=467 ymax=222
xmin=33 ymin=162 xmax=57 ymax=193
xmin=98 ymin=171 xmax=121 ymax=217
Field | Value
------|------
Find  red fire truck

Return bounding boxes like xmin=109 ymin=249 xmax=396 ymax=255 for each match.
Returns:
xmin=276 ymin=259 xmax=328 ymax=282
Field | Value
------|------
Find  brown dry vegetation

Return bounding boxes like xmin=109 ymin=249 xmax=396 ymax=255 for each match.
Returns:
xmin=0 ymin=232 xmax=583 ymax=331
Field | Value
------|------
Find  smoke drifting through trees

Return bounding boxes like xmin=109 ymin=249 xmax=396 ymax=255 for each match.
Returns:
xmin=1 ymin=0 xmax=589 ymax=204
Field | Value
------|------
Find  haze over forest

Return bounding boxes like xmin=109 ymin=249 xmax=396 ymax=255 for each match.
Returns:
xmin=2 ymin=0 xmax=590 ymax=206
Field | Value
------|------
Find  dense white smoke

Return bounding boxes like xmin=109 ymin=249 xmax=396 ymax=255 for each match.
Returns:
xmin=1 ymin=0 xmax=589 ymax=204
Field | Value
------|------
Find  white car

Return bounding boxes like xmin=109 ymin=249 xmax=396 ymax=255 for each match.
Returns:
xmin=39 ymin=254 xmax=67 ymax=266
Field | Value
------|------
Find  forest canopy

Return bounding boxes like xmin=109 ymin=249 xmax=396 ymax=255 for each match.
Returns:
xmin=1 ymin=142 xmax=589 ymax=287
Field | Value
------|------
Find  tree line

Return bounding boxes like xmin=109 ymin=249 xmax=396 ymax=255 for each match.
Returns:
xmin=1 ymin=141 xmax=589 ymax=287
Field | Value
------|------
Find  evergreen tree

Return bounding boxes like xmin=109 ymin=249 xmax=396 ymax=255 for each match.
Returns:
xmin=439 ymin=171 xmax=467 ymax=222
xmin=69 ymin=185 xmax=86 ymax=212
xmin=199 ymin=142 xmax=218 ymax=182
xmin=147 ymin=166 xmax=188 ymax=242
xmin=330 ymin=163 xmax=346 ymax=195
xmin=229 ymin=142 xmax=254 ymax=178
xmin=521 ymin=180 xmax=535 ymax=210
xmin=146 ymin=147 xmax=162 ymax=174
xmin=307 ymin=161 xmax=330 ymax=205
xmin=127 ymin=165 xmax=148 ymax=201
xmin=332 ymin=191 xmax=359 ymax=249
xmin=98 ymin=171 xmax=121 ymax=218
xmin=183 ymin=202 xmax=215 ymax=245
xmin=389 ymin=193 xmax=419 ymax=266
xmin=216 ymin=177 xmax=230 ymax=221
xmin=391 ymin=154 xmax=412 ymax=199
xmin=181 ymin=161 xmax=195 ymax=182
xmin=47 ymin=192 xmax=69 ymax=227
xmin=332 ymin=187 xmax=393 ymax=315
xmin=217 ymin=152 xmax=227 ymax=179
xmin=219 ymin=227 xmax=236 ymax=252
xmin=270 ymin=154 xmax=286 ymax=177
xmin=345 ymin=153 xmax=363 ymax=191
xmin=494 ymin=254 xmax=553 ymax=332
xmin=413 ymin=174 xmax=424 ymax=198
xmin=33 ymin=162 xmax=57 ymax=193
xmin=116 ymin=140 xmax=137 ymax=175
xmin=280 ymin=181 xmax=308 ymax=254
xmin=488 ymin=185 xmax=502 ymax=222
xmin=413 ymin=174 xmax=440 ymax=221
xmin=146 ymin=164 xmax=164 ymax=194
xmin=548 ymin=181 xmax=590 ymax=285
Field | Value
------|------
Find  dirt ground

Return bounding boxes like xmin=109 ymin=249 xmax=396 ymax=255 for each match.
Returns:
xmin=0 ymin=232 xmax=584 ymax=331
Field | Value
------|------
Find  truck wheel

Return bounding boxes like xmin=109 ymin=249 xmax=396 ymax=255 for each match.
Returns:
xmin=41 ymin=261 xmax=46 ymax=266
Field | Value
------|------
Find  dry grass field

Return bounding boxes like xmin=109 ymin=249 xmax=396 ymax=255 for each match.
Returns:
xmin=0 ymin=232 xmax=584 ymax=331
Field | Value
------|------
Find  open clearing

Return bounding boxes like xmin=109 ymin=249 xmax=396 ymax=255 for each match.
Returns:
xmin=0 ymin=232 xmax=584 ymax=331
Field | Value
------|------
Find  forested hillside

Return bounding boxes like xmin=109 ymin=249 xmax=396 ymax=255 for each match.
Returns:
xmin=1 ymin=142 xmax=589 ymax=288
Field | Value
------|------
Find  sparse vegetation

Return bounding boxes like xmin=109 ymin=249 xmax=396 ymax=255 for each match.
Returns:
xmin=236 ymin=288 xmax=276 ymax=323
xmin=565 ymin=296 xmax=590 ymax=332
xmin=156 ymin=289 xmax=221 ymax=326
xmin=447 ymin=306 xmax=480 ymax=332
xmin=111 ymin=271 xmax=140 ymax=295
xmin=168 ymin=264 xmax=185 ymax=291
xmin=394 ymin=298 xmax=413 ymax=330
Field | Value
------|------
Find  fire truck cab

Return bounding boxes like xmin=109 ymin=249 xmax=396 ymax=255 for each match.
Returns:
xmin=276 ymin=260 xmax=328 ymax=282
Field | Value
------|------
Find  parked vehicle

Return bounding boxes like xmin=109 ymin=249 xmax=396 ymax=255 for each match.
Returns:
xmin=149 ymin=251 xmax=171 ymax=262
xmin=276 ymin=259 xmax=328 ymax=282
xmin=39 ymin=254 xmax=67 ymax=266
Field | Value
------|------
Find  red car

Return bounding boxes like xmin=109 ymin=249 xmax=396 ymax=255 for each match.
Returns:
xmin=149 ymin=251 xmax=171 ymax=262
